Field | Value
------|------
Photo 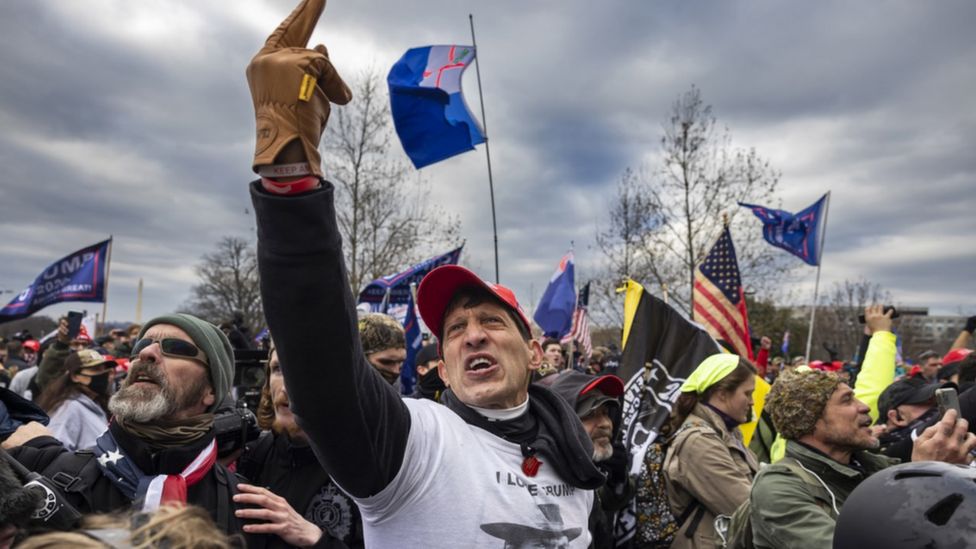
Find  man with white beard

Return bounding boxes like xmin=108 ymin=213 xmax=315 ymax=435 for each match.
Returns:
xmin=3 ymin=313 xmax=247 ymax=537
xmin=546 ymin=371 xmax=633 ymax=549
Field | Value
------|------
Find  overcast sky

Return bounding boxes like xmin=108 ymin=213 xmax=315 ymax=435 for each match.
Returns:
xmin=1 ymin=0 xmax=974 ymax=328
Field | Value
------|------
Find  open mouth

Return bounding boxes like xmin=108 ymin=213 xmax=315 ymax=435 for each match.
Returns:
xmin=464 ymin=355 xmax=499 ymax=378
xmin=130 ymin=374 xmax=159 ymax=386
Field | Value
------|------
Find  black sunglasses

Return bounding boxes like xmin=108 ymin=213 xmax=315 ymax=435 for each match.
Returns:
xmin=131 ymin=337 xmax=209 ymax=365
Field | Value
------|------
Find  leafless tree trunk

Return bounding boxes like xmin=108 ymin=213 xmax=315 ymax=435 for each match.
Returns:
xmin=594 ymin=86 xmax=789 ymax=325
xmin=323 ymin=68 xmax=461 ymax=295
xmin=182 ymin=236 xmax=263 ymax=332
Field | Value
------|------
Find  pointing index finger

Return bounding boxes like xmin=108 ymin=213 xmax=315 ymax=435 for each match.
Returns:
xmin=262 ymin=0 xmax=326 ymax=53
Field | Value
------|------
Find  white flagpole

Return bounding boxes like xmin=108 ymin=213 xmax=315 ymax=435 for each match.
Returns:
xmin=100 ymin=236 xmax=114 ymax=335
xmin=469 ymin=14 xmax=500 ymax=283
xmin=804 ymin=192 xmax=831 ymax=362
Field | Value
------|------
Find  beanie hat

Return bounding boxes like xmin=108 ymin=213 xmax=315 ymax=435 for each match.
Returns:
xmin=139 ymin=314 xmax=234 ymax=413
xmin=767 ymin=369 xmax=842 ymax=440
xmin=358 ymin=313 xmax=405 ymax=356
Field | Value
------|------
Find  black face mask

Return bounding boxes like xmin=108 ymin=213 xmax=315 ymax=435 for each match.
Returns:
xmin=418 ymin=367 xmax=447 ymax=396
xmin=83 ymin=371 xmax=112 ymax=396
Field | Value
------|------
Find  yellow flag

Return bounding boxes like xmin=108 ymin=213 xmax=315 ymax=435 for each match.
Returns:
xmin=619 ymin=278 xmax=645 ymax=350
xmin=739 ymin=374 xmax=771 ymax=446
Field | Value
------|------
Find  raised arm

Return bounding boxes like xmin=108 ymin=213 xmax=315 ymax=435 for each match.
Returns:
xmin=852 ymin=305 xmax=896 ymax=423
xmin=247 ymin=0 xmax=409 ymax=499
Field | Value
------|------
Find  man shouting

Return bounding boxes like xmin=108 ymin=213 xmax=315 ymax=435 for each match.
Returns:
xmin=246 ymin=1 xmax=603 ymax=546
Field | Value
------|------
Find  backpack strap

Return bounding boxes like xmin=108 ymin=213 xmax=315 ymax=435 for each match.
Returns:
xmin=213 ymin=464 xmax=241 ymax=534
xmin=669 ymin=420 xmax=720 ymax=539
xmin=43 ymin=449 xmax=99 ymax=494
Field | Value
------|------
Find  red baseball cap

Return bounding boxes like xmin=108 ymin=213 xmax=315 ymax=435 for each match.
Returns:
xmin=580 ymin=373 xmax=625 ymax=398
xmin=417 ymin=265 xmax=531 ymax=341
xmin=943 ymin=348 xmax=974 ymax=366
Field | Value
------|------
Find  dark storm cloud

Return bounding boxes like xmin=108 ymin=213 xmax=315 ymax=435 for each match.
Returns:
xmin=1 ymin=0 xmax=973 ymax=323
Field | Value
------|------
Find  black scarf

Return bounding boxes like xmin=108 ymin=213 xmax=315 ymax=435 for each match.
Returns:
xmin=442 ymin=385 xmax=605 ymax=490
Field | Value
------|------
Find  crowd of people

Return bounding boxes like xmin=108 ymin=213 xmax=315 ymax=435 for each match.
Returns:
xmin=1 ymin=1 xmax=975 ymax=547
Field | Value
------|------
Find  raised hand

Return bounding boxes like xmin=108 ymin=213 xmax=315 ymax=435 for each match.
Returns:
xmin=246 ymin=0 xmax=352 ymax=178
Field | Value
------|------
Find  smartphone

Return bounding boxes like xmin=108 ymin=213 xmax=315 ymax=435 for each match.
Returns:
xmin=66 ymin=311 xmax=84 ymax=340
xmin=857 ymin=306 xmax=900 ymax=324
xmin=936 ymin=387 xmax=962 ymax=419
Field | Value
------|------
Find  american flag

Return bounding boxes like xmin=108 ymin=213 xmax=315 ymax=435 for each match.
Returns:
xmin=561 ymin=282 xmax=592 ymax=361
xmin=692 ymin=227 xmax=754 ymax=360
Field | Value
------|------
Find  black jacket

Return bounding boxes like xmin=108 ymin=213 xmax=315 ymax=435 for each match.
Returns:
xmin=237 ymin=431 xmax=362 ymax=549
xmin=11 ymin=427 xmax=245 ymax=541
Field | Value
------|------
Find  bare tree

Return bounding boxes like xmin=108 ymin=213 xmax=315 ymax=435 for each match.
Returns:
xmin=811 ymin=278 xmax=891 ymax=362
xmin=323 ymin=68 xmax=461 ymax=294
xmin=594 ymin=86 xmax=790 ymax=323
xmin=182 ymin=236 xmax=263 ymax=333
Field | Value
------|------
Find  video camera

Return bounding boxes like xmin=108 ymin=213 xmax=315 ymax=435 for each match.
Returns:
xmin=213 ymin=398 xmax=261 ymax=459
xmin=233 ymin=348 xmax=268 ymax=411
xmin=208 ymin=348 xmax=270 ymax=459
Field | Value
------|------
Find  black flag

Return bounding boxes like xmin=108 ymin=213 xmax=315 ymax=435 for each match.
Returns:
xmin=613 ymin=279 xmax=720 ymax=544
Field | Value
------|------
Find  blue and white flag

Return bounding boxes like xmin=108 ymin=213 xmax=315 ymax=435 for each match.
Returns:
xmin=400 ymin=292 xmax=422 ymax=396
xmin=0 ymin=239 xmax=112 ymax=323
xmin=533 ymin=252 xmax=576 ymax=339
xmin=388 ymin=45 xmax=485 ymax=169
xmin=358 ymin=246 xmax=463 ymax=309
xmin=781 ymin=330 xmax=790 ymax=355
xmin=739 ymin=193 xmax=829 ymax=266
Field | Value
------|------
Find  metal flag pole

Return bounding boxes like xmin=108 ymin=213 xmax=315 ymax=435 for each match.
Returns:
xmin=804 ymin=191 xmax=832 ymax=362
xmin=469 ymin=14 xmax=500 ymax=283
xmin=100 ymin=236 xmax=114 ymax=335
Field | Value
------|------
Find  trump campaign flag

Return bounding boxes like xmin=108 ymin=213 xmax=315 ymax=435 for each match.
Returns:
xmin=533 ymin=252 xmax=576 ymax=338
xmin=400 ymin=292 xmax=422 ymax=396
xmin=388 ymin=45 xmax=486 ymax=169
xmin=0 ymin=239 xmax=112 ymax=323
xmin=692 ymin=227 xmax=754 ymax=360
xmin=358 ymin=246 xmax=464 ymax=310
xmin=739 ymin=193 xmax=829 ymax=266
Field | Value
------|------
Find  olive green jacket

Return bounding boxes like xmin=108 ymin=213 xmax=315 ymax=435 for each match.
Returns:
xmin=750 ymin=440 xmax=898 ymax=549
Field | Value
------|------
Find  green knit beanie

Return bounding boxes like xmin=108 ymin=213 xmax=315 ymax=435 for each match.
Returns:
xmin=138 ymin=313 xmax=234 ymax=413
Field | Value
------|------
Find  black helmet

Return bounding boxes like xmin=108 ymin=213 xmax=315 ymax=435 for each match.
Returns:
xmin=834 ymin=461 xmax=976 ymax=548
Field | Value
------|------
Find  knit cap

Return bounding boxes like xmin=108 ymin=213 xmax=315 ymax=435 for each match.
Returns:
xmin=139 ymin=313 xmax=234 ymax=413
xmin=766 ymin=368 xmax=842 ymax=440
xmin=358 ymin=313 xmax=405 ymax=355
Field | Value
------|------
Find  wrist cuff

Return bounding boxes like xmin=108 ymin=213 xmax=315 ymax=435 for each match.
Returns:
xmin=258 ymin=162 xmax=311 ymax=178
xmin=260 ymin=176 xmax=320 ymax=195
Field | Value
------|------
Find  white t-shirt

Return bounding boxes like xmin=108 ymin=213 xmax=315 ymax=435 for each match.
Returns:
xmin=354 ymin=398 xmax=594 ymax=548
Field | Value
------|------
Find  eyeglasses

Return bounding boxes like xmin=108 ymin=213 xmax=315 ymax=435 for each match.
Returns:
xmin=131 ymin=337 xmax=209 ymax=365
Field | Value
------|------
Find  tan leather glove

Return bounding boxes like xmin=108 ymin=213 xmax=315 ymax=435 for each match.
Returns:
xmin=246 ymin=0 xmax=352 ymax=178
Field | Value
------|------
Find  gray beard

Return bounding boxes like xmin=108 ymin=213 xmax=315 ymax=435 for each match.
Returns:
xmin=108 ymin=384 xmax=175 ymax=423
xmin=592 ymin=442 xmax=614 ymax=462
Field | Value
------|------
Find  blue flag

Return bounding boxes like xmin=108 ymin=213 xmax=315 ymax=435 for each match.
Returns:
xmin=533 ymin=252 xmax=576 ymax=338
xmin=358 ymin=246 xmax=464 ymax=308
xmin=739 ymin=193 xmax=829 ymax=266
xmin=781 ymin=330 xmax=790 ymax=355
xmin=400 ymin=292 xmax=422 ymax=396
xmin=0 ymin=239 xmax=112 ymax=323
xmin=388 ymin=45 xmax=486 ymax=169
